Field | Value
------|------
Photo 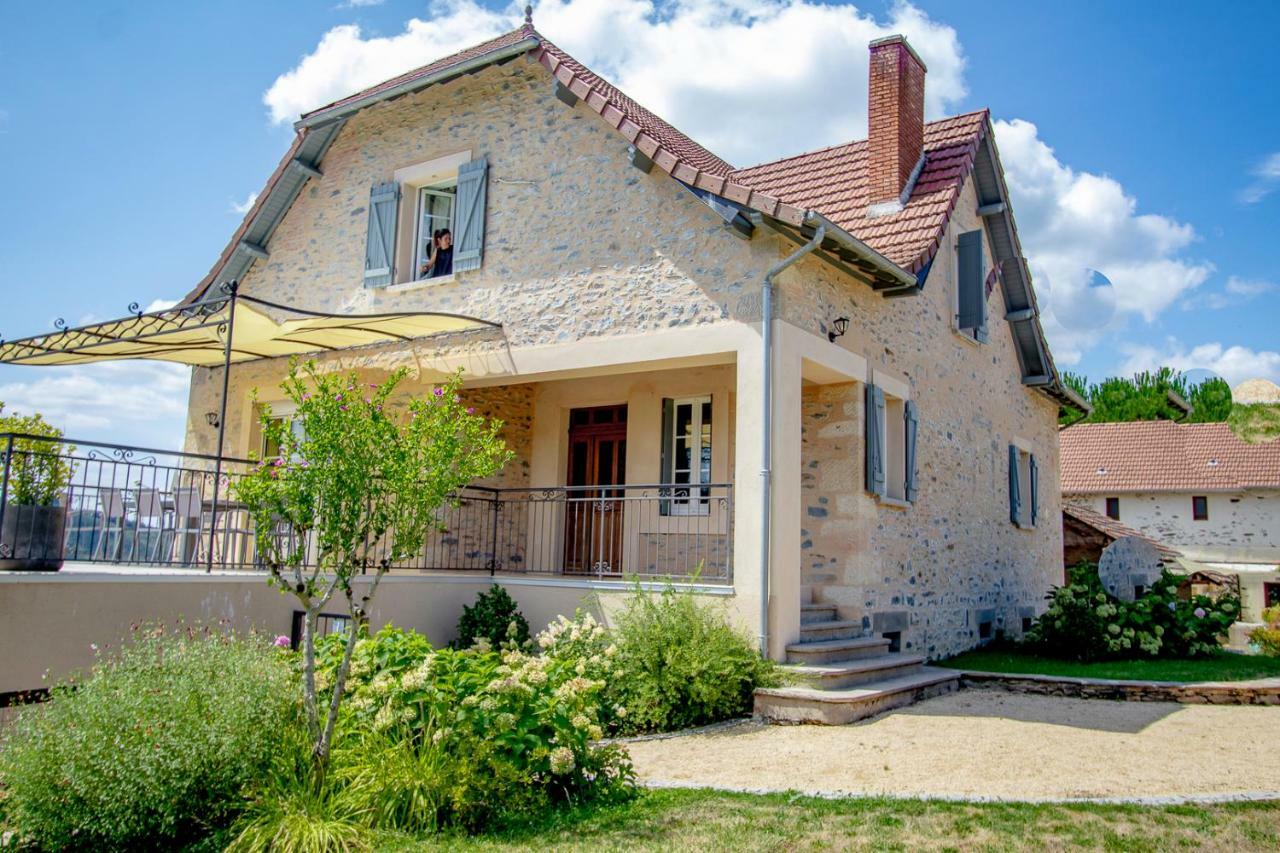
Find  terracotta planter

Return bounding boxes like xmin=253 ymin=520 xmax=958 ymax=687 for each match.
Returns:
xmin=0 ymin=503 xmax=67 ymax=571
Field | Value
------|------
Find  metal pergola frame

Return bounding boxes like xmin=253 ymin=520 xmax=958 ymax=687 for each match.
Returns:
xmin=0 ymin=280 xmax=502 ymax=570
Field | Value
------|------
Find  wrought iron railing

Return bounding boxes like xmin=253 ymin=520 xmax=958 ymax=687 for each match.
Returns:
xmin=0 ymin=434 xmax=733 ymax=583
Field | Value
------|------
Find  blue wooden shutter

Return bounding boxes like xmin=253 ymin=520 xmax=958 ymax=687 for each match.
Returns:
xmin=957 ymin=230 xmax=987 ymax=340
xmin=904 ymin=399 xmax=919 ymax=503
xmin=363 ymin=182 xmax=400 ymax=288
xmin=453 ymin=156 xmax=488 ymax=273
xmin=1029 ymin=453 xmax=1039 ymax=526
xmin=659 ymin=398 xmax=674 ymax=516
xmin=1008 ymin=444 xmax=1021 ymax=525
xmin=865 ymin=384 xmax=886 ymax=497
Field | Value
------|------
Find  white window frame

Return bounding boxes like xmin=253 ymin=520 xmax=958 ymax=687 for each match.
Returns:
xmin=260 ymin=402 xmax=306 ymax=460
xmin=388 ymin=150 xmax=471 ymax=288
xmin=667 ymin=395 xmax=712 ymax=517
xmin=411 ymin=182 xmax=457 ymax=283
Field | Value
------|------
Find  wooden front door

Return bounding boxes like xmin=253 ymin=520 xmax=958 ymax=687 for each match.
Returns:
xmin=564 ymin=405 xmax=627 ymax=575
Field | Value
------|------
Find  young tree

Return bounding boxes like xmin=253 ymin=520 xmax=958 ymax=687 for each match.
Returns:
xmin=233 ymin=361 xmax=510 ymax=779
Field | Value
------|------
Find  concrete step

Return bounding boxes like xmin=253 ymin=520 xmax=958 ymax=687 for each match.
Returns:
xmin=781 ymin=653 xmax=926 ymax=690
xmin=785 ymin=636 xmax=890 ymax=665
xmin=754 ymin=667 xmax=961 ymax=725
xmin=798 ymin=619 xmax=864 ymax=642
xmin=800 ymin=603 xmax=838 ymax=625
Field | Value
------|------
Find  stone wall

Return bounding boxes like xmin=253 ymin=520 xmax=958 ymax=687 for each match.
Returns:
xmin=179 ymin=52 xmax=1064 ymax=658
xmin=793 ymin=179 xmax=1063 ymax=659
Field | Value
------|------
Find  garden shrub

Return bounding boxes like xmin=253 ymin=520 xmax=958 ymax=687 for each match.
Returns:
xmin=0 ymin=625 xmax=298 ymax=851
xmin=540 ymin=584 xmax=780 ymax=734
xmin=1026 ymin=563 xmax=1239 ymax=661
xmin=1250 ymin=605 xmax=1280 ymax=657
xmin=311 ymin=624 xmax=633 ymax=833
xmin=451 ymin=583 xmax=530 ymax=650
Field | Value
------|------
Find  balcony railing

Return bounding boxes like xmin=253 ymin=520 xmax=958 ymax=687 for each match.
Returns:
xmin=0 ymin=434 xmax=732 ymax=583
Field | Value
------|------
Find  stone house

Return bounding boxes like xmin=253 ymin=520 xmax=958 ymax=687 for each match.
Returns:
xmin=1062 ymin=420 xmax=1280 ymax=622
xmin=179 ymin=21 xmax=1076 ymax=662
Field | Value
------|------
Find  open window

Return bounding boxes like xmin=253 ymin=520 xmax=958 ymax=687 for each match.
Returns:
xmin=363 ymin=153 xmax=488 ymax=288
xmin=1008 ymin=443 xmax=1039 ymax=528
xmin=865 ymin=383 xmax=918 ymax=504
xmin=1105 ymin=497 xmax=1120 ymax=520
xmin=661 ymin=396 xmax=712 ymax=516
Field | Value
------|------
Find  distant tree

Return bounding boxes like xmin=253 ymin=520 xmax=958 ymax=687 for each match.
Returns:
xmin=1186 ymin=376 xmax=1233 ymax=422
xmin=1062 ymin=367 xmax=1229 ymax=425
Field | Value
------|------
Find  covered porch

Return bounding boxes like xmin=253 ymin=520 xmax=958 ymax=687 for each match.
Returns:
xmin=0 ymin=291 xmax=867 ymax=658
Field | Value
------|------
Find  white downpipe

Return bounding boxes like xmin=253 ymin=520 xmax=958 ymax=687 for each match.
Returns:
xmin=758 ymin=223 xmax=825 ymax=657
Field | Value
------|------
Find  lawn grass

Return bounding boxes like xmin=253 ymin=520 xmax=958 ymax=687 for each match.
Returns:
xmin=1229 ymin=403 xmax=1280 ymax=444
xmin=375 ymin=788 xmax=1280 ymax=851
xmin=936 ymin=647 xmax=1280 ymax=682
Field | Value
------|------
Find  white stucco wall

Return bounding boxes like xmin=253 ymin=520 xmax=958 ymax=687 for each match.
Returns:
xmin=1066 ymin=491 xmax=1280 ymax=564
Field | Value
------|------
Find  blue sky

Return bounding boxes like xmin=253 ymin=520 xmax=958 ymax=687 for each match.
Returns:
xmin=2 ymin=1 xmax=1278 ymax=448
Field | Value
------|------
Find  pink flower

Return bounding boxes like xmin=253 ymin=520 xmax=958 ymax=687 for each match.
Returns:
xmin=274 ymin=635 xmax=291 ymax=648
xmin=334 ymin=393 xmax=343 ymax=401
xmin=466 ymin=407 xmax=475 ymax=414
xmin=433 ymin=387 xmax=444 ymax=397
xmin=339 ymin=404 xmax=348 ymax=411
xmin=273 ymin=458 xmax=284 ymax=467
xmin=1194 ymin=607 xmax=1206 ymax=619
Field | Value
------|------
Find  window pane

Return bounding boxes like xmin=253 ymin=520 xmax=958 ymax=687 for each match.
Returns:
xmin=416 ymin=186 xmax=456 ymax=280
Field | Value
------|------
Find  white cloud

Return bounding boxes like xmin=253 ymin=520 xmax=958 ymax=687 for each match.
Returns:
xmin=993 ymin=118 xmax=1213 ymax=364
xmin=1239 ymin=151 xmax=1280 ymax=204
xmin=1119 ymin=340 xmax=1280 ymax=388
xmin=1183 ymin=275 xmax=1276 ymax=311
xmin=0 ymin=361 xmax=191 ymax=450
xmin=263 ymin=0 xmax=968 ymax=165
xmin=342 ymin=0 xmax=386 ymax=6
xmin=230 ymin=191 xmax=259 ymax=215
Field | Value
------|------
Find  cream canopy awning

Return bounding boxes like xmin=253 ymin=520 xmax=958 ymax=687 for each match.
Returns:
xmin=0 ymin=292 xmax=500 ymax=368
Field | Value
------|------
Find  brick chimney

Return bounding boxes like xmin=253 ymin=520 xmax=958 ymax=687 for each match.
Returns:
xmin=867 ymin=35 xmax=926 ymax=215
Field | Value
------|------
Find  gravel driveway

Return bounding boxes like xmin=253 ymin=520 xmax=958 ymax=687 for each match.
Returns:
xmin=626 ymin=689 xmax=1280 ymax=801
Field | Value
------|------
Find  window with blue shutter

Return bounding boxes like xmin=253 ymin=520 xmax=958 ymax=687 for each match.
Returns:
xmin=957 ymin=230 xmax=987 ymax=342
xmin=453 ymin=156 xmax=488 ymax=274
xmin=1008 ymin=443 xmax=1021 ymax=525
xmin=1029 ymin=453 xmax=1039 ymax=526
xmin=363 ymin=182 xmax=400 ymax=288
xmin=904 ymin=400 xmax=919 ymax=503
xmin=865 ymin=384 xmax=886 ymax=497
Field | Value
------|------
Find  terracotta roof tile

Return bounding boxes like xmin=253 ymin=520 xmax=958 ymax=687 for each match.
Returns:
xmin=1061 ymin=421 xmax=1280 ymax=494
xmin=728 ymin=111 xmax=988 ymax=273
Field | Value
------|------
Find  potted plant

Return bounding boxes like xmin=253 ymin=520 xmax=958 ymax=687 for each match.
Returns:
xmin=0 ymin=405 xmax=74 ymax=571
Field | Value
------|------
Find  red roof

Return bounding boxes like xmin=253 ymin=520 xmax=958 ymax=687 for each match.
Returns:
xmin=1061 ymin=421 xmax=1280 ymax=494
xmin=188 ymin=25 xmax=991 ymax=303
xmin=730 ymin=111 xmax=989 ymax=274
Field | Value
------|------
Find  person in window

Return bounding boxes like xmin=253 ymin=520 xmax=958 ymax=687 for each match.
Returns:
xmin=420 ymin=228 xmax=454 ymax=279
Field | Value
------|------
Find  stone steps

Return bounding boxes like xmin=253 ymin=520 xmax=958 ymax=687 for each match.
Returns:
xmin=755 ymin=595 xmax=960 ymax=725
xmin=754 ymin=667 xmax=961 ymax=725
xmin=785 ymin=635 xmax=890 ymax=665
xmin=800 ymin=603 xmax=838 ymax=625
xmin=781 ymin=653 xmax=926 ymax=690
xmin=798 ymin=618 xmax=864 ymax=642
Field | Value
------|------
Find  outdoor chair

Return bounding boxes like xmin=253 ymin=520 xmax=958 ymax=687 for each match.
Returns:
xmin=133 ymin=489 xmax=166 ymax=562
xmin=91 ymin=488 xmax=131 ymax=562
xmin=167 ymin=487 xmax=205 ymax=566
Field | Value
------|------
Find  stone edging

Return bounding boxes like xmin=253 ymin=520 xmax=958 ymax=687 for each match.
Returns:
xmin=958 ymin=670 xmax=1280 ymax=705
xmin=641 ymin=779 xmax=1280 ymax=806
